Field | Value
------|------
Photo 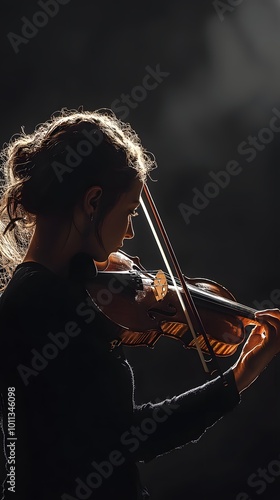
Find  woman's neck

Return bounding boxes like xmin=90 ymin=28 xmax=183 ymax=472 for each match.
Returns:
xmin=23 ymin=215 xmax=83 ymax=277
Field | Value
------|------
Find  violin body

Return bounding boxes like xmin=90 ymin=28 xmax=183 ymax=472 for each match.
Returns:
xmin=87 ymin=252 xmax=259 ymax=357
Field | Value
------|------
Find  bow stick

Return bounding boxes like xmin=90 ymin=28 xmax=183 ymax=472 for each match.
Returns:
xmin=141 ymin=183 xmax=227 ymax=385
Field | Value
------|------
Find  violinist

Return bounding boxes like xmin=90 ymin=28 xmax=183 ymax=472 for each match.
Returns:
xmin=0 ymin=108 xmax=279 ymax=500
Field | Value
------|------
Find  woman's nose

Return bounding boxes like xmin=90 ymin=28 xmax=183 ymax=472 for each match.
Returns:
xmin=125 ymin=219 xmax=135 ymax=239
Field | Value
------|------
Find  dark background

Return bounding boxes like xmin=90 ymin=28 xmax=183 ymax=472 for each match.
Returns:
xmin=1 ymin=0 xmax=280 ymax=498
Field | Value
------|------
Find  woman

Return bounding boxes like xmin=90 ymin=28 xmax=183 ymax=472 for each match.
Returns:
xmin=0 ymin=108 xmax=279 ymax=500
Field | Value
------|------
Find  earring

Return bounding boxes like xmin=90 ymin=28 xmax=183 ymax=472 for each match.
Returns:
xmin=90 ymin=213 xmax=94 ymax=222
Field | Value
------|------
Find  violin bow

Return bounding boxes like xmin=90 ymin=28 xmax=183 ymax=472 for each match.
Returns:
xmin=141 ymin=183 xmax=227 ymax=385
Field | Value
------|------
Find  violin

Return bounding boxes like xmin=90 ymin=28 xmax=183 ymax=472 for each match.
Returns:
xmin=87 ymin=250 xmax=260 ymax=357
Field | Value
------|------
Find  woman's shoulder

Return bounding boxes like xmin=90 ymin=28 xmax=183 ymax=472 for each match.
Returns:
xmin=1 ymin=262 xmax=61 ymax=301
xmin=0 ymin=261 xmax=83 ymax=316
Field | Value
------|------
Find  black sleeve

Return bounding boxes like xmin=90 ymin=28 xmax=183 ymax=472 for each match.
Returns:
xmin=128 ymin=369 xmax=240 ymax=462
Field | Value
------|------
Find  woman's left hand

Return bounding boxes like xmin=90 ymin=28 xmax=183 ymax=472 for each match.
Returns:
xmin=232 ymin=308 xmax=280 ymax=393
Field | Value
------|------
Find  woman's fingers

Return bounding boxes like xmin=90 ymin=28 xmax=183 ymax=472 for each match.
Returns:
xmin=233 ymin=315 xmax=280 ymax=393
xmin=254 ymin=309 xmax=280 ymax=353
xmin=241 ymin=325 xmax=267 ymax=356
xmin=255 ymin=308 xmax=280 ymax=329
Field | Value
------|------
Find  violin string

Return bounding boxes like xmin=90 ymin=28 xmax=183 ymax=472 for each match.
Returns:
xmin=147 ymin=272 xmax=257 ymax=318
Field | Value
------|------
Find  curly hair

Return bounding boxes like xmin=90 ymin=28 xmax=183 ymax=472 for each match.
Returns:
xmin=0 ymin=107 xmax=156 ymax=290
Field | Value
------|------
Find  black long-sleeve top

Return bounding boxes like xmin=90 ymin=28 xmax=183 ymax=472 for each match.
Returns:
xmin=0 ymin=257 xmax=240 ymax=499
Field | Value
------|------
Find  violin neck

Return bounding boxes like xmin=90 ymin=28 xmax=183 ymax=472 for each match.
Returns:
xmin=189 ymin=284 xmax=256 ymax=320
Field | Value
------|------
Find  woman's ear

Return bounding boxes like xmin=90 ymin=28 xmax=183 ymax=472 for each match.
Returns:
xmin=84 ymin=186 xmax=103 ymax=217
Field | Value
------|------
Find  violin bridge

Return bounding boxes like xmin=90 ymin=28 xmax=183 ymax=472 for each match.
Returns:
xmin=153 ymin=270 xmax=168 ymax=301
